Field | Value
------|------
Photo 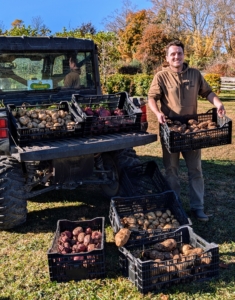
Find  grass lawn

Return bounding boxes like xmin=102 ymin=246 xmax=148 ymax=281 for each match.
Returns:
xmin=0 ymin=99 xmax=235 ymax=300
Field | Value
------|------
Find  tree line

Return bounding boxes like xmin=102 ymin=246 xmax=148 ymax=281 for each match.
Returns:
xmin=1 ymin=0 xmax=235 ymax=79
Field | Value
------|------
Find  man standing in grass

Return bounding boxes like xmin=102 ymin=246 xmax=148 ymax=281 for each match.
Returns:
xmin=147 ymin=40 xmax=225 ymax=221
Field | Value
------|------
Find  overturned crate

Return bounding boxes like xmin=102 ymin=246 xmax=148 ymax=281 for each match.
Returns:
xmin=71 ymin=91 xmax=142 ymax=136
xmin=119 ymin=226 xmax=219 ymax=294
xmin=47 ymin=217 xmax=106 ymax=282
xmin=160 ymin=108 xmax=232 ymax=153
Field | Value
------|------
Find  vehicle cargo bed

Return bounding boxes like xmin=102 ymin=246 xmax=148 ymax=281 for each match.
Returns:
xmin=12 ymin=132 xmax=157 ymax=161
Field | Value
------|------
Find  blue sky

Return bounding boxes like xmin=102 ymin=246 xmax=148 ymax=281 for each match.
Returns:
xmin=0 ymin=0 xmax=152 ymax=34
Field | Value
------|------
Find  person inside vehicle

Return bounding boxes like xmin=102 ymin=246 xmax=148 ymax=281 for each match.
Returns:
xmin=147 ymin=39 xmax=226 ymax=222
xmin=64 ymin=57 xmax=81 ymax=88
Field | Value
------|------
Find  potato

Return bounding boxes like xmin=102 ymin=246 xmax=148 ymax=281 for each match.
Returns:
xmin=38 ymin=123 xmax=45 ymax=128
xmin=126 ymin=216 xmax=136 ymax=225
xmin=148 ymin=250 xmax=165 ymax=260
xmin=18 ymin=108 xmax=26 ymax=117
xmin=77 ymin=243 xmax=87 ymax=252
xmin=12 ymin=110 xmax=17 ymax=117
xmin=180 ymin=244 xmax=203 ymax=257
xmin=87 ymin=244 xmax=96 ymax=251
xmin=38 ymin=112 xmax=47 ymax=120
xmin=32 ymin=118 xmax=40 ymax=124
xmin=58 ymin=110 xmax=66 ymax=118
xmin=77 ymin=232 xmax=85 ymax=243
xmin=184 ymin=247 xmax=203 ymax=257
xmin=115 ymin=228 xmax=131 ymax=247
xmin=19 ymin=116 xmax=30 ymax=125
xmin=200 ymin=253 xmax=211 ymax=265
xmin=91 ymin=231 xmax=102 ymax=240
xmin=146 ymin=212 xmax=156 ymax=220
xmin=153 ymin=238 xmax=177 ymax=252
xmin=51 ymin=112 xmax=59 ymax=119
xmin=180 ymin=244 xmax=192 ymax=254
xmin=198 ymin=121 xmax=208 ymax=129
xmin=155 ymin=211 xmax=162 ymax=217
xmin=83 ymin=234 xmax=91 ymax=246
xmin=188 ymin=119 xmax=198 ymax=125
xmin=161 ymin=213 xmax=169 ymax=219
xmin=27 ymin=122 xmax=33 ymax=129
xmin=85 ymin=227 xmax=92 ymax=235
xmin=53 ymin=122 xmax=62 ymax=127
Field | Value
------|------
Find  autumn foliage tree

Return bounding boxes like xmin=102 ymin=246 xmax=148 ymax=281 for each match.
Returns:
xmin=117 ymin=10 xmax=150 ymax=62
xmin=135 ymin=24 xmax=171 ymax=73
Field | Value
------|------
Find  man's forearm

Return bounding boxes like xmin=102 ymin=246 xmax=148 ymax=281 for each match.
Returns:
xmin=148 ymin=97 xmax=166 ymax=123
xmin=148 ymin=97 xmax=161 ymax=115
xmin=206 ymin=92 xmax=226 ymax=116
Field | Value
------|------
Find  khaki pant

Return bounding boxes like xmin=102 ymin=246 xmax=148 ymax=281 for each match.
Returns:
xmin=162 ymin=142 xmax=204 ymax=210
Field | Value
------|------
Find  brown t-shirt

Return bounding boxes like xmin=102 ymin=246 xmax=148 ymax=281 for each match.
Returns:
xmin=64 ymin=69 xmax=80 ymax=88
xmin=148 ymin=63 xmax=212 ymax=117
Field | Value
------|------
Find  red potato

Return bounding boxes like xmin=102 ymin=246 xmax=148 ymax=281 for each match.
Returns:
xmin=77 ymin=232 xmax=85 ymax=243
xmin=84 ymin=234 xmax=91 ymax=246
xmin=72 ymin=226 xmax=83 ymax=236
xmin=83 ymin=107 xmax=94 ymax=116
xmin=63 ymin=242 xmax=72 ymax=253
xmin=91 ymin=231 xmax=102 ymax=240
xmin=87 ymin=244 xmax=96 ymax=252
xmin=77 ymin=243 xmax=87 ymax=252
xmin=59 ymin=235 xmax=70 ymax=243
xmin=57 ymin=225 xmax=103 ymax=255
xmin=62 ymin=230 xmax=72 ymax=239
xmin=113 ymin=108 xmax=125 ymax=116
xmin=85 ymin=227 xmax=92 ymax=235
xmin=74 ymin=256 xmax=84 ymax=261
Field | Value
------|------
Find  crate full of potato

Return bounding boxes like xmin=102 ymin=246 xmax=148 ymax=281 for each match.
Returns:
xmin=160 ymin=108 xmax=232 ymax=153
xmin=109 ymin=191 xmax=192 ymax=245
xmin=7 ymin=101 xmax=83 ymax=145
xmin=71 ymin=92 xmax=142 ymax=137
xmin=47 ymin=217 xmax=106 ymax=283
xmin=119 ymin=225 xmax=219 ymax=294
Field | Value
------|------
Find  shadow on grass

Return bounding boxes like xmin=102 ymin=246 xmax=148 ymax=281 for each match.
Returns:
xmin=10 ymin=155 xmax=235 ymax=245
xmin=139 ymin=156 xmax=235 ymax=244
xmin=6 ymin=156 xmax=235 ymax=294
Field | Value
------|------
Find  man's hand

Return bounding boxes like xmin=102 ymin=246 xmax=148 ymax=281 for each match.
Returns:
xmin=156 ymin=112 xmax=166 ymax=124
xmin=207 ymin=92 xmax=226 ymax=117
xmin=217 ymin=104 xmax=226 ymax=117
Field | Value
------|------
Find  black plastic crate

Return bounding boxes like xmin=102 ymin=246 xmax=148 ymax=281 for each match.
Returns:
xmin=47 ymin=217 xmax=106 ymax=282
xmin=119 ymin=226 xmax=219 ymax=294
xmin=109 ymin=191 xmax=191 ymax=238
xmin=120 ymin=160 xmax=170 ymax=197
xmin=7 ymin=101 xmax=83 ymax=146
xmin=160 ymin=108 xmax=232 ymax=153
xmin=71 ymin=91 xmax=142 ymax=136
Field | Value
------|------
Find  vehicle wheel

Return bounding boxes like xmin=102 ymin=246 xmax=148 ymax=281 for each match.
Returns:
xmin=100 ymin=153 xmax=120 ymax=198
xmin=0 ymin=156 xmax=27 ymax=230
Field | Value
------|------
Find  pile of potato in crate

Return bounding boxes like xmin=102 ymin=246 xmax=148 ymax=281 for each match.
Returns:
xmin=109 ymin=160 xmax=219 ymax=294
xmin=160 ymin=108 xmax=232 ymax=153
xmin=47 ymin=218 xmax=106 ymax=283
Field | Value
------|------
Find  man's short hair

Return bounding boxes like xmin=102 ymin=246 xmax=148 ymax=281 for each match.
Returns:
xmin=69 ymin=56 xmax=78 ymax=64
xmin=166 ymin=40 xmax=184 ymax=55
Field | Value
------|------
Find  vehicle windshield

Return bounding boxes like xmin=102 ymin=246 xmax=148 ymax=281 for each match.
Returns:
xmin=0 ymin=51 xmax=95 ymax=92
